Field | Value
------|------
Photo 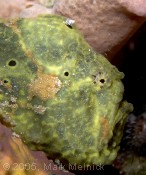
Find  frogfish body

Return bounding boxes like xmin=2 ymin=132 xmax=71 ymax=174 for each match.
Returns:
xmin=0 ymin=15 xmax=133 ymax=165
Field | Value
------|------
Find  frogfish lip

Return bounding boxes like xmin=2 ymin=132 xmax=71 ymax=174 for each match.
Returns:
xmin=28 ymin=73 xmax=62 ymax=101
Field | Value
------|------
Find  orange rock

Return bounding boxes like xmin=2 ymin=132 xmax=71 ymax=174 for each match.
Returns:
xmin=0 ymin=123 xmax=74 ymax=175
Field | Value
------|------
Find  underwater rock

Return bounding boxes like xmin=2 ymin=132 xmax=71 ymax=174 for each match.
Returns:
xmin=0 ymin=0 xmax=25 ymax=18
xmin=0 ymin=0 xmax=145 ymax=61
xmin=0 ymin=15 xmax=133 ymax=166
xmin=53 ymin=0 xmax=146 ymax=59
xmin=114 ymin=152 xmax=146 ymax=175
xmin=0 ymin=124 xmax=73 ymax=175
xmin=37 ymin=0 xmax=56 ymax=8
xmin=113 ymin=112 xmax=146 ymax=175
xmin=121 ymin=112 xmax=146 ymax=156
xmin=19 ymin=3 xmax=53 ymax=18
xmin=118 ymin=0 xmax=146 ymax=17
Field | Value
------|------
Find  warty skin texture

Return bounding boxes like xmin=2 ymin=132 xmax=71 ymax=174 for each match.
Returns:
xmin=0 ymin=15 xmax=133 ymax=166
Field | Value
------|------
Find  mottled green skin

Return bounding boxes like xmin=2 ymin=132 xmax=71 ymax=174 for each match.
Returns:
xmin=0 ymin=15 xmax=133 ymax=165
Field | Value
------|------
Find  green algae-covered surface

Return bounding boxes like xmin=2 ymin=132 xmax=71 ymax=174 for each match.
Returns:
xmin=0 ymin=15 xmax=133 ymax=165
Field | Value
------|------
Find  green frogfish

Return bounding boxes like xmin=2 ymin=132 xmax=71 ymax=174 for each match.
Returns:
xmin=0 ymin=15 xmax=133 ymax=165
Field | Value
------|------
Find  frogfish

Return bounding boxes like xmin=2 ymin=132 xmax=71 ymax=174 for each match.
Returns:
xmin=0 ymin=15 xmax=133 ymax=165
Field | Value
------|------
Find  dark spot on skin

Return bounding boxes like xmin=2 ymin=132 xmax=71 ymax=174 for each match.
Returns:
xmin=66 ymin=24 xmax=73 ymax=29
xmin=8 ymin=60 xmax=17 ymax=66
xmin=100 ymin=79 xmax=105 ymax=83
xmin=27 ymin=62 xmax=38 ymax=73
xmin=3 ymin=80 xmax=8 ymax=84
xmin=92 ymin=73 xmax=106 ymax=85
xmin=64 ymin=72 xmax=69 ymax=76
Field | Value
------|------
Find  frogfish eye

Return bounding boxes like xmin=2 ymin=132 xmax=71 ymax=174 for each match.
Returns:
xmin=3 ymin=79 xmax=9 ymax=84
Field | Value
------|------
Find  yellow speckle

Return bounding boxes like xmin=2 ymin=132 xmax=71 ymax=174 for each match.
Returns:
xmin=0 ymin=94 xmax=3 ymax=100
